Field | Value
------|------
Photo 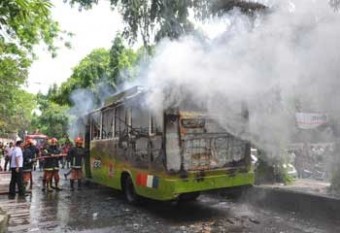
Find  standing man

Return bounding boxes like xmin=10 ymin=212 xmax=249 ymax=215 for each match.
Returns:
xmin=67 ymin=137 xmax=87 ymax=191
xmin=8 ymin=140 xmax=25 ymax=198
xmin=4 ymin=142 xmax=13 ymax=171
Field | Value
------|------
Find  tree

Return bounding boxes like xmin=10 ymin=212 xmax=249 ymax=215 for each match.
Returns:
xmin=54 ymin=36 xmax=139 ymax=106
xmin=31 ymin=93 xmax=69 ymax=139
xmin=0 ymin=0 xmax=62 ymax=134
xmin=109 ymin=35 xmax=139 ymax=85
xmin=0 ymin=0 xmax=60 ymax=55
xmin=65 ymin=0 xmax=266 ymax=45
xmin=0 ymin=54 xmax=30 ymax=130
xmin=330 ymin=0 xmax=340 ymax=10
xmin=0 ymin=88 xmax=36 ymax=135
xmin=54 ymin=48 xmax=111 ymax=105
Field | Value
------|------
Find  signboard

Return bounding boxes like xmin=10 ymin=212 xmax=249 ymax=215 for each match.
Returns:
xmin=295 ymin=112 xmax=328 ymax=129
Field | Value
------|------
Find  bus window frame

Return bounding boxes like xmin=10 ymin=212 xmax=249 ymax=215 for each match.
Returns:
xmin=101 ymin=107 xmax=115 ymax=139
xmin=89 ymin=110 xmax=101 ymax=141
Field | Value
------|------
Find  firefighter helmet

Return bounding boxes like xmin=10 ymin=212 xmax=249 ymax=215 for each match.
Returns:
xmin=75 ymin=137 xmax=83 ymax=145
xmin=25 ymin=138 xmax=33 ymax=145
xmin=49 ymin=137 xmax=58 ymax=144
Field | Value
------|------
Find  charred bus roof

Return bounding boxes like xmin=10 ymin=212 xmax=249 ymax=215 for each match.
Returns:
xmin=104 ymin=86 xmax=144 ymax=107
xmin=89 ymin=86 xmax=145 ymax=114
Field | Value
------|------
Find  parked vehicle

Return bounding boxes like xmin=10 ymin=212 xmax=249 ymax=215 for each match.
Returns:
xmin=25 ymin=133 xmax=48 ymax=150
xmin=282 ymin=163 xmax=298 ymax=179
xmin=25 ymin=133 xmax=49 ymax=170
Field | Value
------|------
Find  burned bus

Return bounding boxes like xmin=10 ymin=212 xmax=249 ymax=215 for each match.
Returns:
xmin=83 ymin=86 xmax=254 ymax=202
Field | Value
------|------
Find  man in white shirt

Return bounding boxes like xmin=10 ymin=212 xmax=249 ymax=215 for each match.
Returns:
xmin=4 ymin=142 xmax=13 ymax=171
xmin=9 ymin=140 xmax=25 ymax=198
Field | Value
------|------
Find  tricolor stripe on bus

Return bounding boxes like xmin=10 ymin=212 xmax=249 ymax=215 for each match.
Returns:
xmin=136 ymin=173 xmax=159 ymax=189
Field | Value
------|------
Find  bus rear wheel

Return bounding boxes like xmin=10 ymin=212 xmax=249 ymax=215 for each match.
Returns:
xmin=123 ymin=175 xmax=139 ymax=204
xmin=178 ymin=192 xmax=200 ymax=202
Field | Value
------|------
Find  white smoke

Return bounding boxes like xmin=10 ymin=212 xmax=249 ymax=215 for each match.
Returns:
xmin=140 ymin=0 xmax=340 ymax=157
xmin=68 ymin=89 xmax=96 ymax=138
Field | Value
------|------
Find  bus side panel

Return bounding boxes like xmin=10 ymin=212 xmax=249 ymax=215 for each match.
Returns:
xmin=89 ymin=140 xmax=121 ymax=190
xmin=84 ymin=125 xmax=91 ymax=178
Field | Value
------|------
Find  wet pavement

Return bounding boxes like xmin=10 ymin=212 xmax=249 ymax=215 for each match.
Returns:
xmin=0 ymin=169 xmax=339 ymax=233
xmin=259 ymin=179 xmax=336 ymax=198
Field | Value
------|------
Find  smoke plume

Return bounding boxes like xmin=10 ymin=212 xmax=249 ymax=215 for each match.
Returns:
xmin=141 ymin=0 xmax=340 ymax=157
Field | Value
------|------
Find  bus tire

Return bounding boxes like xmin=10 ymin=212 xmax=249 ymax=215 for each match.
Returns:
xmin=123 ymin=175 xmax=139 ymax=204
xmin=178 ymin=192 xmax=200 ymax=202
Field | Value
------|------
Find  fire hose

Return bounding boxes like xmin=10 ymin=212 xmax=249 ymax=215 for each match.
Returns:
xmin=38 ymin=154 xmax=67 ymax=160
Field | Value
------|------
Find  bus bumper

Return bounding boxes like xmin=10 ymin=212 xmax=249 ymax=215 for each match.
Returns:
xmin=137 ymin=171 xmax=255 ymax=201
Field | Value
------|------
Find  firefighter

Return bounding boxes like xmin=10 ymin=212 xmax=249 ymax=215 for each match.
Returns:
xmin=27 ymin=139 xmax=39 ymax=188
xmin=48 ymin=138 xmax=62 ymax=191
xmin=67 ymin=137 xmax=87 ymax=191
xmin=41 ymin=142 xmax=53 ymax=192
xmin=29 ymin=139 xmax=39 ymax=171
xmin=22 ymin=139 xmax=36 ymax=191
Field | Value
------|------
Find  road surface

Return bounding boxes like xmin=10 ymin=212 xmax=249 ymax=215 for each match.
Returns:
xmin=0 ymin=170 xmax=339 ymax=233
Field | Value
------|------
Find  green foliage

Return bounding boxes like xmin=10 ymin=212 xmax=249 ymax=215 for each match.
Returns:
xmin=31 ymin=93 xmax=69 ymax=139
xmin=0 ymin=88 xmax=36 ymax=133
xmin=109 ymin=36 xmax=139 ymax=85
xmin=117 ymin=0 xmax=194 ymax=45
xmin=73 ymin=48 xmax=111 ymax=88
xmin=53 ymin=36 xmax=139 ymax=106
xmin=53 ymin=48 xmax=111 ymax=105
xmin=0 ymin=0 xmax=63 ymax=134
xmin=32 ymin=35 xmax=140 ymax=140
xmin=32 ymin=41 xmax=137 ymax=137
xmin=65 ymin=0 xmax=266 ymax=45
xmin=66 ymin=0 xmax=98 ymax=10
xmin=0 ymin=0 xmax=59 ymax=54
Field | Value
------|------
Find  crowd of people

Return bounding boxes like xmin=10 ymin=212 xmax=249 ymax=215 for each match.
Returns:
xmin=0 ymin=136 xmax=87 ymax=199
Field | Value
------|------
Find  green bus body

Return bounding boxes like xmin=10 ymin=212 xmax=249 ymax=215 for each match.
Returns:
xmin=83 ymin=86 xmax=254 ymax=201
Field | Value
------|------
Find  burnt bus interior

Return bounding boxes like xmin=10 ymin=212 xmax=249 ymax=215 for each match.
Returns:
xmin=86 ymin=86 xmax=251 ymax=173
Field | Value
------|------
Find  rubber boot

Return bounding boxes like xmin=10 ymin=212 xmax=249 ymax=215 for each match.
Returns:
xmin=23 ymin=181 xmax=28 ymax=192
xmin=70 ymin=180 xmax=74 ymax=191
xmin=55 ymin=181 xmax=62 ymax=191
xmin=42 ymin=180 xmax=46 ymax=192
xmin=47 ymin=182 xmax=53 ymax=192
xmin=29 ymin=173 xmax=33 ymax=190
xmin=78 ymin=180 xmax=82 ymax=190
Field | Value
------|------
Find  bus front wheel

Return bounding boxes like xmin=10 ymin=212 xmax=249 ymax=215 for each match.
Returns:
xmin=123 ymin=175 xmax=139 ymax=204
